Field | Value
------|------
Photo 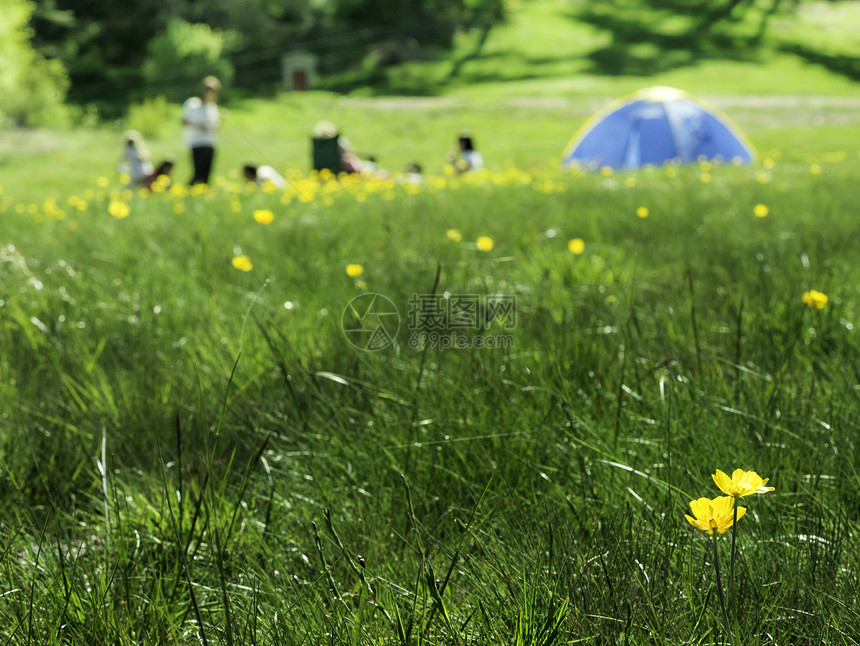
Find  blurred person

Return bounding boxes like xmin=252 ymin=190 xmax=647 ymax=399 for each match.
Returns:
xmin=402 ymin=161 xmax=423 ymax=184
xmin=311 ymin=120 xmax=363 ymax=175
xmin=448 ymin=130 xmax=483 ymax=174
xmin=182 ymin=76 xmax=222 ymax=185
xmin=243 ymin=163 xmax=286 ymax=189
xmin=361 ymin=155 xmax=390 ymax=179
xmin=120 ymin=130 xmax=154 ymax=186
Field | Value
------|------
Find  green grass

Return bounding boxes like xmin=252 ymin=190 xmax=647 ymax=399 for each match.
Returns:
xmin=3 ymin=2 xmax=860 ymax=642
xmin=3 ymin=0 xmax=859 ymax=205
xmin=3 ymin=133 xmax=860 ymax=643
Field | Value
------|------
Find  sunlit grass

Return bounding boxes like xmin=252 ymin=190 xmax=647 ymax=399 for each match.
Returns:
xmin=2 ymin=134 xmax=860 ymax=642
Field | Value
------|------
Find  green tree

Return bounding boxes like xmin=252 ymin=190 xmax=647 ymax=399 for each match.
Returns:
xmin=0 ymin=0 xmax=69 ymax=127
xmin=142 ymin=18 xmax=237 ymax=101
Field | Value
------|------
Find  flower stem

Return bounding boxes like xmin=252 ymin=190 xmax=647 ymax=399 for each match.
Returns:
xmin=730 ymin=499 xmax=738 ymax=610
xmin=712 ymin=531 xmax=730 ymax=632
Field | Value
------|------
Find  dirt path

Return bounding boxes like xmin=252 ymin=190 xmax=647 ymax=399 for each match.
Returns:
xmin=340 ymin=93 xmax=860 ymax=129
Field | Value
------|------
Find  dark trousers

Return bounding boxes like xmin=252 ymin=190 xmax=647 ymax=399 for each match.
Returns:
xmin=190 ymin=146 xmax=215 ymax=185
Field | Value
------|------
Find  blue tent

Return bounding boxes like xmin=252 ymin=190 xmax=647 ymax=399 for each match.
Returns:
xmin=562 ymin=86 xmax=755 ymax=171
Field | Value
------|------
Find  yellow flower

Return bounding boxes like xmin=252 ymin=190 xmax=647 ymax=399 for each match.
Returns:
xmin=810 ymin=163 xmax=821 ymax=175
xmin=712 ymin=469 xmax=775 ymax=498
xmin=346 ymin=263 xmax=364 ymax=277
xmin=699 ymin=172 xmax=711 ymax=184
xmin=108 ymin=200 xmax=130 ymax=219
xmin=232 ymin=255 xmax=253 ymax=272
xmin=685 ymin=496 xmax=746 ymax=535
xmin=753 ymin=203 xmax=769 ymax=218
xmin=476 ymin=236 xmax=494 ymax=252
xmin=636 ymin=206 xmax=649 ymax=218
xmin=253 ymin=209 xmax=274 ymax=225
xmin=802 ymin=290 xmax=828 ymax=309
xmin=568 ymin=238 xmax=585 ymax=255
xmin=151 ymin=175 xmax=170 ymax=192
xmin=446 ymin=228 xmax=462 ymax=242
xmin=96 ymin=176 xmax=110 ymax=188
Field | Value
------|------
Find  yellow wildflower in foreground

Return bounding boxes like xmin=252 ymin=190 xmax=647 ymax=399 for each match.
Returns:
xmin=232 ymin=255 xmax=253 ymax=272
xmin=568 ymin=238 xmax=585 ymax=255
xmin=636 ymin=206 xmax=649 ymax=218
xmin=685 ymin=496 xmax=746 ymax=535
xmin=253 ymin=209 xmax=274 ymax=225
xmin=108 ymin=200 xmax=130 ymax=219
xmin=446 ymin=228 xmax=462 ymax=242
xmin=476 ymin=236 xmax=494 ymax=252
xmin=712 ymin=469 xmax=774 ymax=498
xmin=346 ymin=264 xmax=364 ymax=277
xmin=802 ymin=290 xmax=828 ymax=309
xmin=753 ymin=203 xmax=769 ymax=218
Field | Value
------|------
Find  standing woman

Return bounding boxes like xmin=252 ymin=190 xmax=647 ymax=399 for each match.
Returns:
xmin=182 ymin=76 xmax=222 ymax=185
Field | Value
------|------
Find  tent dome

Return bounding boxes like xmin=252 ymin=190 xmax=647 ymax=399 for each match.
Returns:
xmin=562 ymin=86 xmax=755 ymax=171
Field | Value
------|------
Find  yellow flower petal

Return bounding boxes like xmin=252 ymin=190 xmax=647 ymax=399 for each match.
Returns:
xmin=686 ymin=496 xmax=746 ymax=535
xmin=346 ymin=263 xmax=364 ymax=277
xmin=253 ymin=209 xmax=274 ymax=225
xmin=802 ymin=290 xmax=828 ymax=309
xmin=232 ymin=255 xmax=253 ymax=272
xmin=568 ymin=238 xmax=585 ymax=255
xmin=108 ymin=200 xmax=130 ymax=219
xmin=476 ymin=236 xmax=494 ymax=252
xmin=712 ymin=469 xmax=774 ymax=498
xmin=712 ymin=469 xmax=733 ymax=497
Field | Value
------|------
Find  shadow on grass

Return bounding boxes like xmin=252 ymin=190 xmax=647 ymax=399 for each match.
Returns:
xmin=574 ymin=6 xmax=765 ymax=76
xmin=318 ymin=69 xmax=447 ymax=96
xmin=780 ymin=43 xmax=860 ymax=81
xmin=319 ymin=50 xmax=593 ymax=96
xmin=319 ymin=10 xmax=769 ymax=95
xmin=318 ymin=2 xmax=820 ymax=95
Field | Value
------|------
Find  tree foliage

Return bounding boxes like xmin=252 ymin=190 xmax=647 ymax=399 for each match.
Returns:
xmin=25 ymin=0 xmax=509 ymax=113
xmin=0 ymin=0 xmax=69 ymax=127
xmin=142 ymin=18 xmax=238 ymax=101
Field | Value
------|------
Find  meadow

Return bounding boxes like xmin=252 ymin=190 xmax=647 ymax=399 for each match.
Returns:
xmin=3 ymin=3 xmax=860 ymax=643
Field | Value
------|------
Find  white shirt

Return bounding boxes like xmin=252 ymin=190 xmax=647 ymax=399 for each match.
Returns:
xmin=182 ymin=97 xmax=221 ymax=148
xmin=256 ymin=165 xmax=286 ymax=189
xmin=125 ymin=144 xmax=153 ymax=183
xmin=461 ymin=149 xmax=483 ymax=171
